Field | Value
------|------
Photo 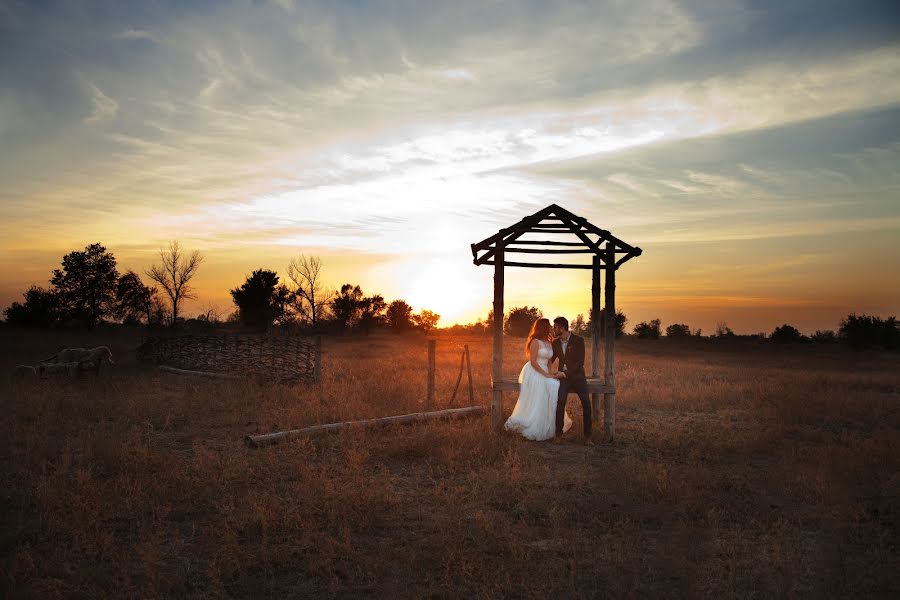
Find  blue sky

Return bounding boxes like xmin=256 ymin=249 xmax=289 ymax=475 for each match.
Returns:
xmin=2 ymin=0 xmax=899 ymax=330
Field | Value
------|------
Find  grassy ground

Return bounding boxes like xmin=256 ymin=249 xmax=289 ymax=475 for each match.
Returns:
xmin=1 ymin=329 xmax=897 ymax=598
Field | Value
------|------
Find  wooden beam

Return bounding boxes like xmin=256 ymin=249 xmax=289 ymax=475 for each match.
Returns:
xmin=245 ymin=406 xmax=487 ymax=447
xmin=492 ymin=246 xmax=505 ymax=430
xmin=603 ymin=244 xmax=617 ymax=441
xmin=590 ymin=255 xmax=602 ymax=422
xmin=528 ymin=227 xmax=590 ymax=234
xmin=504 ymin=247 xmax=597 ymax=254
xmin=482 ymin=260 xmax=595 ymax=269
xmin=507 ymin=240 xmax=593 ymax=247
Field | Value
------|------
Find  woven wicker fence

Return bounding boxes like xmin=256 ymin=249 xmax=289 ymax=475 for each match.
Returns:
xmin=138 ymin=332 xmax=322 ymax=383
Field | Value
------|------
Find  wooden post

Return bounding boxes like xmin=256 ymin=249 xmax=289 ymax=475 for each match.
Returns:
xmin=465 ymin=344 xmax=474 ymax=405
xmin=603 ymin=244 xmax=617 ymax=441
xmin=427 ymin=339 xmax=436 ymax=410
xmin=590 ymin=254 xmax=602 ymax=421
xmin=492 ymin=245 xmax=505 ymax=430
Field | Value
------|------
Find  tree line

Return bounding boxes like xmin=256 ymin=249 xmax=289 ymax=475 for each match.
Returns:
xmin=1 ymin=242 xmax=441 ymax=335
xmin=627 ymin=316 xmax=899 ymax=350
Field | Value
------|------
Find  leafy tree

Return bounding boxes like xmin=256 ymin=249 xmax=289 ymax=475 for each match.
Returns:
xmin=570 ymin=313 xmax=588 ymax=336
xmin=386 ymin=299 xmax=414 ymax=333
xmin=770 ymin=324 xmax=806 ymax=343
xmin=3 ymin=286 xmax=60 ymax=328
xmin=715 ymin=321 xmax=735 ymax=338
xmin=665 ymin=323 xmax=692 ymax=338
xmin=116 ymin=271 xmax=158 ymax=325
xmin=286 ymin=254 xmax=333 ymax=327
xmin=146 ymin=241 xmax=204 ymax=328
xmin=811 ymin=329 xmax=837 ymax=343
xmin=505 ymin=306 xmax=543 ymax=337
xmin=413 ymin=309 xmax=440 ymax=335
xmin=633 ymin=318 xmax=662 ymax=339
xmin=50 ymin=242 xmax=119 ymax=329
xmin=839 ymin=314 xmax=899 ymax=349
xmin=359 ymin=294 xmax=386 ymax=335
xmin=588 ymin=308 xmax=628 ymax=338
xmin=332 ymin=284 xmax=363 ymax=331
xmin=230 ymin=269 xmax=289 ymax=330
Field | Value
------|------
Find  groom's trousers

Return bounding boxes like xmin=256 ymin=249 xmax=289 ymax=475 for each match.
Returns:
xmin=556 ymin=376 xmax=592 ymax=437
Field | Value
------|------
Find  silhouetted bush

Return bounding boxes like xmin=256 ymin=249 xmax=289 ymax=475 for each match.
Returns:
xmin=811 ymin=330 xmax=837 ymax=343
xmin=839 ymin=314 xmax=899 ymax=349
xmin=633 ymin=318 xmax=661 ymax=339
xmin=505 ymin=306 xmax=543 ymax=337
xmin=3 ymin=286 xmax=61 ymax=328
xmin=770 ymin=324 xmax=806 ymax=343
xmin=665 ymin=323 xmax=691 ymax=338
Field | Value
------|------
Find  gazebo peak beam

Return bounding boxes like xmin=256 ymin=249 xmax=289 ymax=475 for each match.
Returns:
xmin=471 ymin=203 xmax=641 ymax=268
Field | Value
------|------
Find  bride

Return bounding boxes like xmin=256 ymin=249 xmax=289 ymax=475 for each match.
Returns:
xmin=504 ymin=318 xmax=573 ymax=440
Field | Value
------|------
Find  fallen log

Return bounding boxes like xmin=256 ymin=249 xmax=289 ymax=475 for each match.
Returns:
xmin=158 ymin=365 xmax=242 ymax=380
xmin=245 ymin=405 xmax=487 ymax=448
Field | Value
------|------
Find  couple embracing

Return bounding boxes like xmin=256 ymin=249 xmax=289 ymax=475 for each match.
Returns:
xmin=504 ymin=316 xmax=593 ymax=444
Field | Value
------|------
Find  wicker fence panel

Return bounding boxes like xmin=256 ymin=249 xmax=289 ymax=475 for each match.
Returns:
xmin=138 ymin=332 xmax=322 ymax=383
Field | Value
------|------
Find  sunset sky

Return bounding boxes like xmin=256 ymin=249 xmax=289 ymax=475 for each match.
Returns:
xmin=2 ymin=0 xmax=899 ymax=333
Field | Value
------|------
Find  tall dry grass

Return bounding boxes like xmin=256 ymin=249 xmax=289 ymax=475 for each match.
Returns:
xmin=1 ymin=330 xmax=897 ymax=597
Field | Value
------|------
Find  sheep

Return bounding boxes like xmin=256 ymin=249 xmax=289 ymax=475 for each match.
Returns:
xmin=44 ymin=346 xmax=114 ymax=366
xmin=11 ymin=365 xmax=37 ymax=379
xmin=40 ymin=346 xmax=114 ymax=377
xmin=37 ymin=362 xmax=83 ymax=379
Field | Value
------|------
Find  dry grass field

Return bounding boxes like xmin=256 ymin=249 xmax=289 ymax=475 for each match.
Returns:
xmin=1 ymin=328 xmax=898 ymax=598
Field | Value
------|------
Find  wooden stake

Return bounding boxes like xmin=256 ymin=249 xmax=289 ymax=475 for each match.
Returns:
xmin=603 ymin=244 xmax=617 ymax=441
xmin=427 ymin=339 xmax=436 ymax=410
xmin=492 ymin=245 xmax=505 ymax=430
xmin=590 ymin=254 xmax=602 ymax=421
xmin=449 ymin=348 xmax=466 ymax=407
xmin=245 ymin=406 xmax=487 ymax=447
xmin=465 ymin=344 xmax=474 ymax=405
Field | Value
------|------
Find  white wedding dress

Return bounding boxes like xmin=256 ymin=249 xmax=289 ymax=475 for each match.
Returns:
xmin=504 ymin=340 xmax=573 ymax=441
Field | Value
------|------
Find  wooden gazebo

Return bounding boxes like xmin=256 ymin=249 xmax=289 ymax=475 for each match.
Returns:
xmin=471 ymin=204 xmax=642 ymax=440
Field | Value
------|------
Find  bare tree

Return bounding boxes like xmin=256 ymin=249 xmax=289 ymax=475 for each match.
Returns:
xmin=286 ymin=254 xmax=333 ymax=327
xmin=146 ymin=241 xmax=204 ymax=327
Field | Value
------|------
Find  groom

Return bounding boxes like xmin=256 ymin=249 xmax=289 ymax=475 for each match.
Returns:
xmin=551 ymin=316 xmax=593 ymax=444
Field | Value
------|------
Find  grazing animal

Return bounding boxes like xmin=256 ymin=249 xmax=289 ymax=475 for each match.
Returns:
xmin=37 ymin=362 xmax=83 ymax=379
xmin=12 ymin=365 xmax=37 ymax=379
xmin=45 ymin=346 xmax=115 ymax=366
xmin=40 ymin=346 xmax=114 ymax=377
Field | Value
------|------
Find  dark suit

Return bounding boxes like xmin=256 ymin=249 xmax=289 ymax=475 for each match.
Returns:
xmin=552 ymin=333 xmax=591 ymax=437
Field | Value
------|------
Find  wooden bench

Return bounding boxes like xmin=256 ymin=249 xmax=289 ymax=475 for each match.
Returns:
xmin=492 ymin=376 xmax=614 ymax=394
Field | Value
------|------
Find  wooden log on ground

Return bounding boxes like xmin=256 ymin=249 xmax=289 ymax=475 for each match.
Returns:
xmin=158 ymin=365 xmax=242 ymax=380
xmin=245 ymin=405 xmax=487 ymax=447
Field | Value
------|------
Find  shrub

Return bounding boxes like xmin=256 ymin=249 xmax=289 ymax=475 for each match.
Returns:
xmin=505 ymin=306 xmax=543 ymax=338
xmin=839 ymin=314 xmax=899 ymax=349
xmin=770 ymin=324 xmax=806 ymax=343
xmin=665 ymin=323 xmax=691 ymax=338
xmin=633 ymin=318 xmax=661 ymax=339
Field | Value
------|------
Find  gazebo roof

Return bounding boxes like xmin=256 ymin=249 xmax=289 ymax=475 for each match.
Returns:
xmin=470 ymin=203 xmax=642 ymax=270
